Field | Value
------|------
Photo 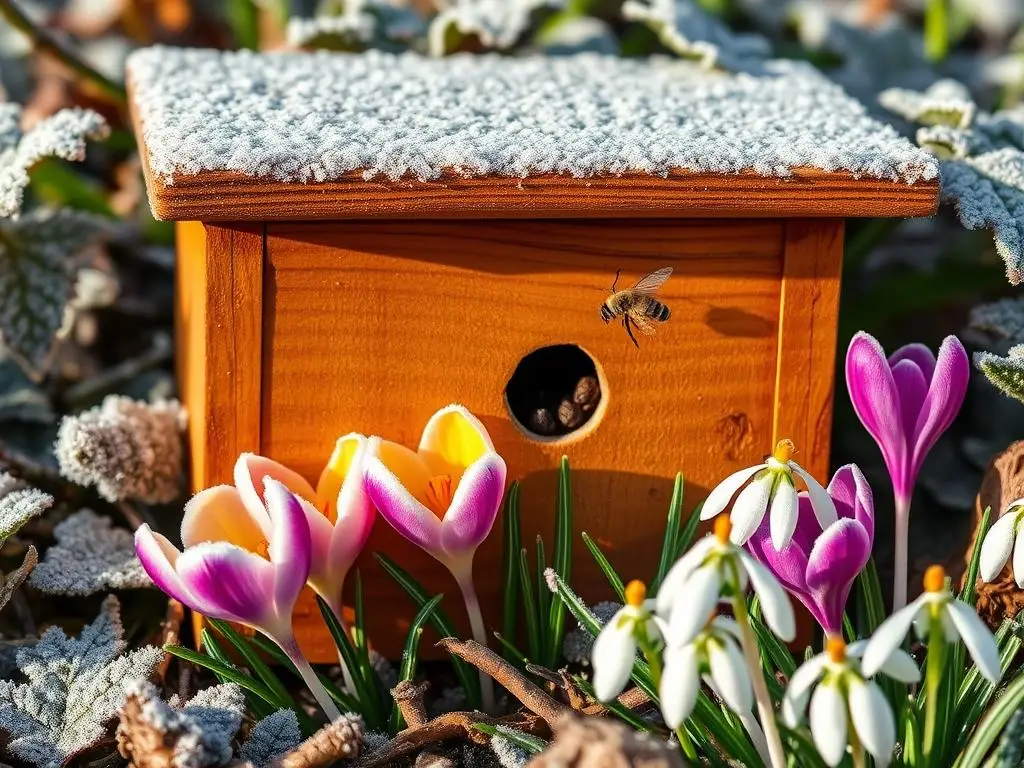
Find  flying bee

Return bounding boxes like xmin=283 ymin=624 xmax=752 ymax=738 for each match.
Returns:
xmin=599 ymin=267 xmax=673 ymax=347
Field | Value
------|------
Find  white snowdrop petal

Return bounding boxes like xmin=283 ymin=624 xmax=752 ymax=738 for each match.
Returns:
xmin=980 ymin=511 xmax=1017 ymax=582
xmin=739 ymin=551 xmax=795 ymax=641
xmin=810 ymin=683 xmax=848 ymax=767
xmin=792 ymin=462 xmax=839 ymax=530
xmin=876 ymin=648 xmax=921 ymax=684
xmin=729 ymin=474 xmax=773 ymax=545
xmin=667 ymin=566 xmax=721 ymax=647
xmin=1014 ymin=523 xmax=1024 ymax=588
xmin=707 ymin=637 xmax=753 ymax=715
xmin=591 ymin=611 xmax=637 ymax=701
xmin=769 ymin=479 xmax=799 ymax=551
xmin=782 ymin=654 xmax=827 ymax=727
xmin=710 ymin=615 xmax=742 ymax=640
xmin=862 ymin=597 xmax=926 ymax=677
xmin=659 ymin=644 xmax=700 ymax=729
xmin=700 ymin=465 xmax=764 ymax=520
xmin=656 ymin=536 xmax=715 ymax=617
xmin=945 ymin=600 xmax=1002 ymax=684
xmin=848 ymin=679 xmax=896 ymax=767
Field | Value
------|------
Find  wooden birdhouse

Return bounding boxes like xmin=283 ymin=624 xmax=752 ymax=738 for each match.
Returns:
xmin=128 ymin=46 xmax=939 ymax=660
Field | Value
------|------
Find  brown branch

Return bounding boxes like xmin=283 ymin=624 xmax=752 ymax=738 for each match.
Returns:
xmin=436 ymin=638 xmax=569 ymax=726
xmin=391 ymin=680 xmax=429 ymax=728
xmin=581 ymin=686 xmax=651 ymax=717
xmin=278 ymin=715 xmax=364 ymax=768
xmin=156 ymin=599 xmax=184 ymax=681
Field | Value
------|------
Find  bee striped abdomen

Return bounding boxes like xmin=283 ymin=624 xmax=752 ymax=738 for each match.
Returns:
xmin=645 ymin=299 xmax=670 ymax=322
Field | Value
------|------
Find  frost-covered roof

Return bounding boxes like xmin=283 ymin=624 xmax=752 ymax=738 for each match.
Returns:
xmin=127 ymin=46 xmax=937 ymax=187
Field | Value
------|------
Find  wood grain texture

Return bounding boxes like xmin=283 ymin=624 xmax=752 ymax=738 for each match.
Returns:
xmin=260 ymin=218 xmax=803 ymax=659
xmin=772 ymin=219 xmax=844 ymax=484
xmin=142 ymin=166 xmax=939 ymax=222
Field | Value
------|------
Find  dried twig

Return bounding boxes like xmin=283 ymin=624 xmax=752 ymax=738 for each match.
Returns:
xmin=436 ymin=638 xmax=569 ymax=726
xmin=524 ymin=664 xmax=587 ymax=712
xmin=156 ymin=598 xmax=184 ymax=681
xmin=277 ymin=715 xmax=364 ymax=768
xmin=581 ymin=686 xmax=651 ymax=717
xmin=391 ymin=680 xmax=430 ymax=728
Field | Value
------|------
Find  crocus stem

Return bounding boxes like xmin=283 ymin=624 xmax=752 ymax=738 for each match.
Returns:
xmin=324 ymin=596 xmax=359 ymax=696
xmin=455 ymin=571 xmax=497 ymax=714
xmin=732 ymin=595 xmax=787 ymax=768
xmin=279 ymin=633 xmax=342 ymax=721
xmin=894 ymin=495 xmax=911 ymax=611
xmin=922 ymin=618 xmax=946 ymax=766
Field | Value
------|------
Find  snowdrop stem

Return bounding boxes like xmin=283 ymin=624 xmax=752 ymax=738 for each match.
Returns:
xmin=454 ymin=567 xmax=497 ymax=714
xmin=894 ymin=495 xmax=912 ymax=611
xmin=279 ymin=633 xmax=342 ymax=721
xmin=922 ymin=617 xmax=946 ymax=764
xmin=850 ymin=729 xmax=867 ymax=768
xmin=732 ymin=595 xmax=787 ymax=768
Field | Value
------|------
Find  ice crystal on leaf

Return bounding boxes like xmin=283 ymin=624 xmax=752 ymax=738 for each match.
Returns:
xmin=238 ymin=710 xmax=303 ymax=767
xmin=0 ymin=471 xmax=52 ymax=543
xmin=288 ymin=1 xmax=424 ymax=51
xmin=489 ymin=729 xmax=530 ymax=768
xmin=879 ymin=79 xmax=977 ymax=128
xmin=29 ymin=509 xmax=150 ymax=595
xmin=0 ymin=347 xmax=52 ymax=424
xmin=0 ymin=596 xmax=163 ymax=768
xmin=0 ymin=209 xmax=108 ymax=371
xmin=969 ymin=297 xmax=1024 ymax=343
xmin=55 ymin=396 xmax=186 ymax=504
xmin=622 ymin=0 xmax=771 ymax=71
xmin=0 ymin=106 xmax=109 ymax=218
xmin=977 ymin=345 xmax=1024 ymax=406
xmin=429 ymin=0 xmax=564 ymax=56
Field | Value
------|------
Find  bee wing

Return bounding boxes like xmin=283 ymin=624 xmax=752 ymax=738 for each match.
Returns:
xmin=631 ymin=267 xmax=673 ymax=295
xmin=628 ymin=309 xmax=658 ymax=336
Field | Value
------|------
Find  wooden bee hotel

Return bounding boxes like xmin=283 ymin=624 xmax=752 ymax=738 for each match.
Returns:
xmin=128 ymin=46 xmax=940 ymax=659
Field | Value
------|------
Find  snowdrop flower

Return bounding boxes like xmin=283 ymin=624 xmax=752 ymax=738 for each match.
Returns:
xmin=862 ymin=565 xmax=1002 ymax=684
xmin=658 ymin=516 xmax=796 ymax=647
xmin=699 ymin=439 xmax=837 ymax=549
xmin=660 ymin=616 xmax=752 ymax=728
xmin=783 ymin=636 xmax=919 ymax=767
xmin=980 ymin=498 xmax=1024 ymax=586
xmin=591 ymin=580 xmax=662 ymax=701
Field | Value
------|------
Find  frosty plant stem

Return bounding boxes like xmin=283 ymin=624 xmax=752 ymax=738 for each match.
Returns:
xmin=894 ymin=495 xmax=912 ymax=610
xmin=452 ymin=562 xmax=496 ymax=713
xmin=279 ymin=633 xmax=342 ymax=721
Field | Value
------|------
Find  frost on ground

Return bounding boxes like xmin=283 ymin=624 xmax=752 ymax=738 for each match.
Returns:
xmin=127 ymin=46 xmax=936 ymax=191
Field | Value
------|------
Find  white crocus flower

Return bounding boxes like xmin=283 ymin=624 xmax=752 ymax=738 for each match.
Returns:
xmin=783 ymin=637 xmax=918 ymax=768
xmin=657 ymin=516 xmax=795 ymax=647
xmin=660 ymin=616 xmax=752 ymax=728
xmin=592 ymin=580 xmax=662 ymax=701
xmin=862 ymin=565 xmax=1002 ymax=685
xmin=699 ymin=439 xmax=838 ymax=549
xmin=980 ymin=498 xmax=1024 ymax=586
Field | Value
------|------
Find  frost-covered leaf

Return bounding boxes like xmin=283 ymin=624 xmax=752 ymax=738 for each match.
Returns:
xmin=0 ymin=595 xmax=163 ymax=768
xmin=288 ymin=1 xmax=424 ymax=51
xmin=55 ymin=396 xmax=186 ymax=504
xmin=0 ymin=472 xmax=52 ymax=542
xmin=0 ymin=208 xmax=108 ymax=371
xmin=29 ymin=509 xmax=150 ymax=596
xmin=490 ymin=728 xmax=532 ymax=768
xmin=622 ymin=0 xmax=770 ymax=71
xmin=969 ymin=297 xmax=1024 ymax=342
xmin=0 ymin=106 xmax=109 ymax=218
xmin=879 ymin=79 xmax=977 ymax=128
xmin=977 ymin=345 xmax=1024 ymax=405
xmin=0 ymin=545 xmax=37 ymax=614
xmin=538 ymin=16 xmax=620 ymax=56
xmin=917 ymin=125 xmax=974 ymax=159
xmin=238 ymin=710 xmax=302 ymax=767
xmin=429 ymin=0 xmax=565 ymax=56
xmin=0 ymin=347 xmax=52 ymax=424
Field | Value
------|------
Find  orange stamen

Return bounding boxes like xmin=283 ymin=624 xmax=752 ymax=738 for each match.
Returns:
xmin=826 ymin=635 xmax=846 ymax=664
xmin=924 ymin=565 xmax=946 ymax=593
xmin=773 ymin=439 xmax=796 ymax=463
xmin=425 ymin=475 xmax=454 ymax=518
xmin=625 ymin=580 xmax=647 ymax=607
xmin=714 ymin=515 xmax=732 ymax=543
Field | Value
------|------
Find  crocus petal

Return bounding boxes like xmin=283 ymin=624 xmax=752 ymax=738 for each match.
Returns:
xmin=849 ymin=642 xmax=920 ymax=684
xmin=782 ymin=655 xmax=827 ymax=727
xmin=316 ymin=433 xmax=368 ymax=524
xmin=262 ymin=479 xmax=313 ymax=614
xmin=1015 ymin=524 xmax=1024 ymax=588
xmin=592 ymin=611 xmax=637 ymax=701
xmin=769 ymin=479 xmax=799 ymax=551
xmin=418 ymin=404 xmax=494 ymax=482
xmin=804 ymin=519 xmax=871 ymax=635
xmin=810 ymin=684 xmax=848 ymax=767
xmin=846 ymin=332 xmax=908 ymax=495
xmin=890 ymin=359 xmax=929 ymax=445
xmin=730 ymin=473 xmax=774 ymax=545
xmin=827 ymin=463 xmax=874 ymax=540
xmin=739 ymin=551 xmax=795 ymax=641
xmin=181 ymin=485 xmax=267 ymax=552
xmin=300 ymin=496 xmax=340 ymax=601
xmin=700 ymin=465 xmax=764 ymax=521
xmin=235 ymin=453 xmax=317 ymax=530
xmin=667 ymin=565 xmax=721 ymax=648
xmin=707 ymin=638 xmax=753 ymax=715
xmin=176 ymin=542 xmax=280 ymax=631
xmin=745 ymin=519 xmax=811 ymax=597
xmin=791 ymin=463 xmax=838 ymax=531
xmin=656 ymin=537 xmax=715 ymax=617
xmin=135 ymin=525 xmax=219 ymax=617
xmin=660 ymin=643 xmax=699 ymax=728
xmin=945 ymin=600 xmax=1002 ymax=684
xmin=439 ymin=452 xmax=507 ymax=556
xmin=980 ymin=511 xmax=1018 ymax=582
xmin=849 ymin=678 xmax=896 ymax=767
xmin=889 ymin=342 xmax=936 ymax=383
xmin=909 ymin=336 xmax=969 ymax=477
xmin=862 ymin=596 xmax=927 ymax=677
xmin=364 ymin=455 xmax=443 ymax=555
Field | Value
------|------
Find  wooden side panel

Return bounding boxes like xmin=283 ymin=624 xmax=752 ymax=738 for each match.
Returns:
xmin=263 ymin=219 xmax=797 ymax=659
xmin=772 ymin=219 xmax=844 ymax=483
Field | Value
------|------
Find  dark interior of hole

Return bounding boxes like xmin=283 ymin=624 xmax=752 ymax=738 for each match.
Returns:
xmin=505 ymin=345 xmax=602 ymax=438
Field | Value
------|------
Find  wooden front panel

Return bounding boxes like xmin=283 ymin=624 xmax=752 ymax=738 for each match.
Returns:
xmin=261 ymin=218 xmax=819 ymax=659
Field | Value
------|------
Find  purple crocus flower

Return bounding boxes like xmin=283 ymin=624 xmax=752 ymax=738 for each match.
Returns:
xmin=746 ymin=465 xmax=874 ymax=636
xmin=135 ymin=478 xmax=341 ymax=720
xmin=845 ymin=332 xmax=969 ymax=609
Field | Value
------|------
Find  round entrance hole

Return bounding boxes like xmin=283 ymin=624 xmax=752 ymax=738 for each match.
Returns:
xmin=504 ymin=344 xmax=607 ymax=443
